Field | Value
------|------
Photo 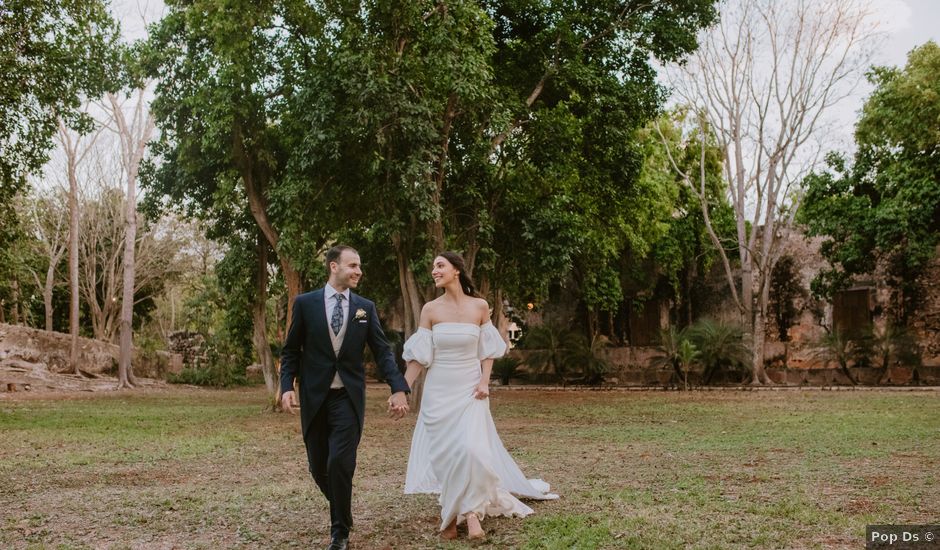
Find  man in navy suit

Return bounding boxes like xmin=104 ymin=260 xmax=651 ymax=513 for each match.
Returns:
xmin=280 ymin=245 xmax=411 ymax=550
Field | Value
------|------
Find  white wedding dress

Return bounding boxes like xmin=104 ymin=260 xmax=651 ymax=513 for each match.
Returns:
xmin=402 ymin=322 xmax=559 ymax=530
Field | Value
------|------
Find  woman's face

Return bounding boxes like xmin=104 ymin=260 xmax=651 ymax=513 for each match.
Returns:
xmin=431 ymin=256 xmax=459 ymax=288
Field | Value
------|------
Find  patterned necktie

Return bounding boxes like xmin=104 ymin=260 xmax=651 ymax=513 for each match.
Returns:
xmin=330 ymin=293 xmax=345 ymax=336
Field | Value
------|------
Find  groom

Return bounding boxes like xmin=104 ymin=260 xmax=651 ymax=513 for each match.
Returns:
xmin=280 ymin=245 xmax=411 ymax=550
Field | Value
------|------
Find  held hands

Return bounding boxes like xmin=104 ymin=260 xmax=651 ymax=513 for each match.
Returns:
xmin=473 ymin=381 xmax=489 ymax=400
xmin=387 ymin=391 xmax=410 ymax=420
xmin=280 ymin=390 xmax=297 ymax=414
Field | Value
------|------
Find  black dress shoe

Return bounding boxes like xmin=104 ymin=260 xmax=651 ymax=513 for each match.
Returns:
xmin=325 ymin=536 xmax=349 ymax=550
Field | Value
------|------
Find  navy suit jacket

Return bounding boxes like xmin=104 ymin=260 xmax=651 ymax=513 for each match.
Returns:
xmin=279 ymin=288 xmax=409 ymax=439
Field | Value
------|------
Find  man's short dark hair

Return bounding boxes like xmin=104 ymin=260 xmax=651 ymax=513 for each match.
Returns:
xmin=325 ymin=245 xmax=357 ymax=269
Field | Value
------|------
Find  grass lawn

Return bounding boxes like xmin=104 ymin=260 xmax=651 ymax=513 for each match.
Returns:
xmin=1 ymin=385 xmax=938 ymax=549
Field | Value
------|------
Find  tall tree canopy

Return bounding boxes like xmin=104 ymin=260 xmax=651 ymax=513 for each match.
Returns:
xmin=800 ymin=41 xmax=940 ymax=323
xmin=0 ymin=0 xmax=119 ymax=205
xmin=282 ymin=0 xmax=717 ymax=332
xmin=144 ymin=0 xmax=718 ymax=359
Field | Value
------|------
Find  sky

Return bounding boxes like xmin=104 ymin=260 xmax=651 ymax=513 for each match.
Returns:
xmin=870 ymin=0 xmax=939 ymax=66
xmin=839 ymin=0 xmax=940 ymax=145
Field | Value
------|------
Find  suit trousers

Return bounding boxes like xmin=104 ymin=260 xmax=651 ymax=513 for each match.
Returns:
xmin=305 ymin=387 xmax=361 ymax=539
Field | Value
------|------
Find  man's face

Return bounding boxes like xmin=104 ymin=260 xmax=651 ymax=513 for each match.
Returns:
xmin=331 ymin=250 xmax=362 ymax=290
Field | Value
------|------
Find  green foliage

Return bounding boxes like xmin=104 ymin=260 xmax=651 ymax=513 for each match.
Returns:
xmin=564 ymin=334 xmax=612 ymax=385
xmin=0 ymin=0 xmax=120 ymax=213
xmin=290 ymin=0 xmax=716 ymax=310
xmin=800 ymin=42 xmax=940 ymax=322
xmin=686 ymin=319 xmax=750 ymax=385
xmin=144 ymin=0 xmax=719 ymax=351
xmin=653 ymin=321 xmax=748 ymax=389
xmin=518 ymin=322 xmax=585 ymax=382
xmin=675 ymin=339 xmax=700 ymax=391
xmin=167 ymin=241 xmax=256 ymax=387
xmin=814 ymin=330 xmax=860 ymax=385
xmin=651 ymin=326 xmax=696 ymax=389
xmin=768 ymin=255 xmax=805 ymax=342
xmin=0 ymin=199 xmax=35 ymax=323
xmin=492 ymin=356 xmax=525 ymax=386
xmin=855 ymin=324 xmax=922 ymax=374
xmin=642 ymin=111 xmax=734 ymax=303
xmin=168 ymin=335 xmax=249 ymax=388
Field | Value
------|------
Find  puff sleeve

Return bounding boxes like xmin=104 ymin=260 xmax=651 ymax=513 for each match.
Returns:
xmin=402 ymin=327 xmax=434 ymax=367
xmin=478 ymin=322 xmax=508 ymax=360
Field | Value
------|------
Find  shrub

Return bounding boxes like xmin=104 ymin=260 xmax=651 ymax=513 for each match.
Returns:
xmin=650 ymin=326 xmax=698 ymax=389
xmin=814 ymin=329 xmax=860 ymax=385
xmin=686 ymin=318 xmax=750 ymax=385
xmin=168 ymin=333 xmax=248 ymax=387
xmin=518 ymin=322 xmax=584 ymax=382
xmin=563 ymin=334 xmax=611 ymax=385
xmin=492 ymin=356 xmax=525 ymax=385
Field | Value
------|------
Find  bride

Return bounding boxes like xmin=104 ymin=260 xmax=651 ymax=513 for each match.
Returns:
xmin=394 ymin=251 xmax=558 ymax=541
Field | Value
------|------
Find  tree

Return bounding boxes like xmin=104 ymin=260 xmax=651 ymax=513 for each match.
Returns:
xmin=104 ymin=85 xmax=155 ymax=388
xmin=0 ymin=193 xmax=42 ymax=326
xmin=0 ymin=0 xmax=119 ymax=204
xmin=144 ymin=0 xmax=320 ymax=317
xmin=143 ymin=1 xmax=327 ymax=399
xmin=666 ymin=0 xmax=879 ymax=383
xmin=815 ymin=329 xmax=859 ymax=385
xmin=144 ymin=0 xmax=716 ymax=404
xmin=24 ymin=187 xmax=69 ymax=331
xmin=56 ymin=111 xmax=106 ymax=374
xmin=800 ymin=42 xmax=940 ymax=323
xmin=767 ymin=254 xmax=805 ymax=342
xmin=1 ymin=2 xmax=120 ymax=347
xmin=78 ymin=184 xmax=183 ymax=344
xmin=286 ymin=0 xmax=718 ymax=341
xmin=647 ymin=110 xmax=734 ymax=328
xmin=454 ymin=0 xmax=718 ymax=336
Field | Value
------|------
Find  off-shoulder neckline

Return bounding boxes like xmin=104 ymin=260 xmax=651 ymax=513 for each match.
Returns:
xmin=418 ymin=321 xmax=494 ymax=331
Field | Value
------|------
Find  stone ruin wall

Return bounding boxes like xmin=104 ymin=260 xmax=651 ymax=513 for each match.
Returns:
xmin=0 ymin=323 xmax=183 ymax=390
xmin=592 ymin=235 xmax=940 ymax=385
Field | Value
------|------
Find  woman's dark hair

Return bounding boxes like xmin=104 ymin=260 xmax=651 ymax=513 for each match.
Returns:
xmin=438 ymin=251 xmax=479 ymax=297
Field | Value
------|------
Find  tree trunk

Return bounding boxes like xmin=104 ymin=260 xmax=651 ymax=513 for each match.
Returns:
xmin=232 ymin=121 xmax=304 ymax=333
xmin=750 ymin=310 xmax=768 ymax=384
xmin=427 ymin=94 xmax=456 ymax=255
xmin=68 ymin=143 xmax=80 ymax=375
xmin=108 ymin=91 xmax=154 ymax=389
xmin=10 ymin=278 xmax=20 ymax=324
xmin=43 ymin=256 xmax=57 ymax=331
xmin=392 ymin=234 xmax=424 ymax=337
xmin=252 ymin=232 xmax=278 ymax=397
xmin=283 ymin=264 xmax=303 ymax=334
xmin=117 ymin=174 xmax=137 ymax=388
xmin=491 ymin=289 xmax=514 ymax=349
xmin=392 ymin=232 xmax=426 ymax=412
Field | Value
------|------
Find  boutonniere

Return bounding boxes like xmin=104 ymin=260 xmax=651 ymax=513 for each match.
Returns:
xmin=354 ymin=308 xmax=367 ymax=321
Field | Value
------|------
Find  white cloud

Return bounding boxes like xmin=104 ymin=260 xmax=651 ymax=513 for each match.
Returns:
xmin=869 ymin=0 xmax=913 ymax=34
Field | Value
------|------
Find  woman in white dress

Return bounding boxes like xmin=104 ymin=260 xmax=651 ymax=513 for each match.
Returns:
xmin=396 ymin=252 xmax=558 ymax=541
